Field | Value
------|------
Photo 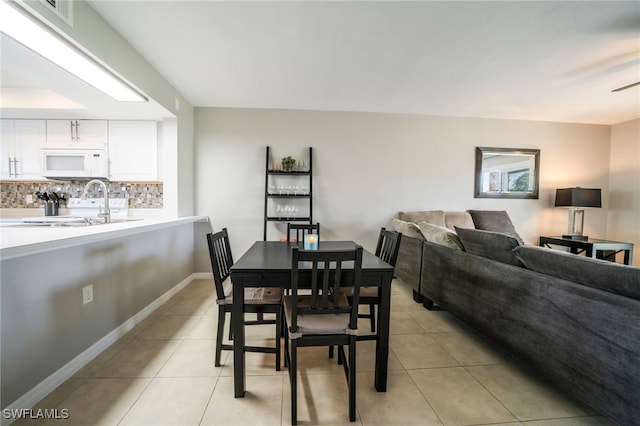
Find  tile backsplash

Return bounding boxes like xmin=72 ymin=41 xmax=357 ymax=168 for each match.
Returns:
xmin=0 ymin=180 xmax=163 ymax=209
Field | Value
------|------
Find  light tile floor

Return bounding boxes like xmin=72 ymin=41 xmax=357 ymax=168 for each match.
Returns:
xmin=15 ymin=278 xmax=613 ymax=426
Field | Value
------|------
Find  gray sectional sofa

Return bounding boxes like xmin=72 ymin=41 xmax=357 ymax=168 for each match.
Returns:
xmin=391 ymin=209 xmax=640 ymax=424
xmin=392 ymin=209 xmax=519 ymax=304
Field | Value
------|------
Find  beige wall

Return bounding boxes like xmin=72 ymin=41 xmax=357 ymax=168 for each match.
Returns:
xmin=194 ymin=107 xmax=616 ymax=267
xmin=608 ymin=118 xmax=640 ymax=265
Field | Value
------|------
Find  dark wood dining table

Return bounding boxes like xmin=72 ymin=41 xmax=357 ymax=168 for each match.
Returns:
xmin=229 ymin=240 xmax=395 ymax=398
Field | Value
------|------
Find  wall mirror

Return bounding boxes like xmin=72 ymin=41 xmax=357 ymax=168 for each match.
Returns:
xmin=475 ymin=147 xmax=540 ymax=199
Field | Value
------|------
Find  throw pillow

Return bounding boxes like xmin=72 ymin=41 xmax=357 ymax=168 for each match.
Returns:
xmin=418 ymin=222 xmax=464 ymax=250
xmin=513 ymin=246 xmax=640 ymax=300
xmin=444 ymin=211 xmax=475 ymax=231
xmin=455 ymin=226 xmax=523 ymax=267
xmin=391 ymin=218 xmax=425 ymax=240
xmin=398 ymin=210 xmax=446 ymax=227
xmin=467 ymin=210 xmax=524 ymax=244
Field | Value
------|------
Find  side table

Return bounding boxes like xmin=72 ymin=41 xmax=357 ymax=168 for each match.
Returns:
xmin=539 ymin=236 xmax=634 ymax=266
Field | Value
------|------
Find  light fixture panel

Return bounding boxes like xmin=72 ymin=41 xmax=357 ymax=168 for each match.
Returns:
xmin=0 ymin=1 xmax=147 ymax=102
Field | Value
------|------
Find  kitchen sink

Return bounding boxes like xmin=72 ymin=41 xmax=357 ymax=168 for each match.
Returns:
xmin=58 ymin=218 xmax=144 ymax=226
xmin=3 ymin=217 xmax=143 ymax=228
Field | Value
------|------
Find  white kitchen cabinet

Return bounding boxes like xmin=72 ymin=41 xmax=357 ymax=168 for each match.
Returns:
xmin=45 ymin=120 xmax=108 ymax=148
xmin=108 ymin=121 xmax=158 ymax=181
xmin=1 ymin=119 xmax=46 ymax=180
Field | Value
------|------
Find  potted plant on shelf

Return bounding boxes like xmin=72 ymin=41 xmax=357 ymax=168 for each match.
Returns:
xmin=281 ymin=156 xmax=296 ymax=172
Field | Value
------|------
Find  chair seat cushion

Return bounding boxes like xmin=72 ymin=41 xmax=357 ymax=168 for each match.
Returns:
xmin=359 ymin=286 xmax=379 ymax=298
xmin=283 ymin=294 xmax=356 ymax=339
xmin=339 ymin=286 xmax=378 ymax=298
xmin=217 ymin=277 xmax=283 ymax=305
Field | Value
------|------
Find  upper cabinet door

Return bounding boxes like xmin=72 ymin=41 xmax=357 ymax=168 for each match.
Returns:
xmin=1 ymin=120 xmax=16 ymax=179
xmin=108 ymin=121 xmax=158 ymax=181
xmin=76 ymin=120 xmax=108 ymax=146
xmin=1 ymin=119 xmax=45 ymax=180
xmin=15 ymin=120 xmax=46 ymax=179
xmin=45 ymin=120 xmax=108 ymax=148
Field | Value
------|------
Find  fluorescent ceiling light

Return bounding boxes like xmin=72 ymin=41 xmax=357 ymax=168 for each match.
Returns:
xmin=1 ymin=87 xmax=87 ymax=109
xmin=0 ymin=1 xmax=147 ymax=102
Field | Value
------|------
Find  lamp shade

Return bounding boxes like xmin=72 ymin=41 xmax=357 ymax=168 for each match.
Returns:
xmin=554 ymin=187 xmax=601 ymax=208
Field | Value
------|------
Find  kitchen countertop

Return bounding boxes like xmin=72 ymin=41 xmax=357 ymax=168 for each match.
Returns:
xmin=0 ymin=215 xmax=210 ymax=260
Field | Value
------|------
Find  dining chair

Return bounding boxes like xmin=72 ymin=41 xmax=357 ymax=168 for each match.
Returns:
xmin=206 ymin=228 xmax=283 ymax=370
xmin=284 ymin=245 xmax=363 ymax=425
xmin=286 ymin=222 xmax=320 ymax=243
xmin=342 ymin=227 xmax=402 ymax=332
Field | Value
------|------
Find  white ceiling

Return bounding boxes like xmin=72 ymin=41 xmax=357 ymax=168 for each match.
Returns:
xmin=86 ymin=0 xmax=640 ymax=125
xmin=2 ymin=1 xmax=640 ymax=125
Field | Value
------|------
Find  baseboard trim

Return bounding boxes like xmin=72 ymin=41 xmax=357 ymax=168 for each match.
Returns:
xmin=192 ymin=272 xmax=213 ymax=280
xmin=2 ymin=274 xmax=197 ymax=426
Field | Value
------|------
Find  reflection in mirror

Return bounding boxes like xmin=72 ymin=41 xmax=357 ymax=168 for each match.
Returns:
xmin=475 ymin=147 xmax=540 ymax=199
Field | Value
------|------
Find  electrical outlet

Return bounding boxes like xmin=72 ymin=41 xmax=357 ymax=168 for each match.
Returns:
xmin=82 ymin=284 xmax=94 ymax=305
xmin=26 ymin=194 xmax=33 ymax=204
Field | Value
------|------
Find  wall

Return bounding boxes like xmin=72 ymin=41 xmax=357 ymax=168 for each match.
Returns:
xmin=20 ymin=0 xmax=194 ymax=217
xmin=194 ymin=107 xmax=612 ymax=270
xmin=0 ymin=222 xmax=195 ymax=409
xmin=608 ymin=118 xmax=640 ymax=265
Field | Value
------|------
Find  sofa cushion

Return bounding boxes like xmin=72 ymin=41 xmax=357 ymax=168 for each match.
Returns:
xmin=444 ymin=211 xmax=475 ymax=231
xmin=513 ymin=245 xmax=640 ymax=300
xmin=399 ymin=210 xmax=446 ymax=227
xmin=391 ymin=218 xmax=425 ymax=240
xmin=455 ymin=226 xmax=524 ymax=266
xmin=467 ymin=210 xmax=524 ymax=244
xmin=418 ymin=222 xmax=464 ymax=250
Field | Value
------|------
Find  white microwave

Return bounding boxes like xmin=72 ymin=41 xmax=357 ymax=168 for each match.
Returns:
xmin=42 ymin=149 xmax=109 ymax=179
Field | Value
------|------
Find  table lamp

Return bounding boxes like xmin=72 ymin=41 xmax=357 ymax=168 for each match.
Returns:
xmin=554 ymin=187 xmax=601 ymax=241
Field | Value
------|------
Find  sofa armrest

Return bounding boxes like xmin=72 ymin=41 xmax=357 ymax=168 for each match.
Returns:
xmin=394 ymin=235 xmax=424 ymax=301
xmin=420 ymin=240 xmax=640 ymax=425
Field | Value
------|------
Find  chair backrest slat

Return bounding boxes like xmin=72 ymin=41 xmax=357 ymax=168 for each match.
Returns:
xmin=321 ymin=261 xmax=330 ymax=308
xmin=206 ymin=228 xmax=234 ymax=300
xmin=287 ymin=223 xmax=320 ymax=242
xmin=375 ymin=227 xmax=402 ymax=267
xmin=333 ymin=262 xmax=342 ymax=308
xmin=310 ymin=261 xmax=319 ymax=309
xmin=289 ymin=246 xmax=363 ymax=333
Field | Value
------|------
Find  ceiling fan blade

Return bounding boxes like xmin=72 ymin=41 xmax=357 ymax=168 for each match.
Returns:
xmin=611 ymin=81 xmax=640 ymax=92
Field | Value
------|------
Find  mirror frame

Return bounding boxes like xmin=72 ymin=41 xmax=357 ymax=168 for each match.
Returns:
xmin=474 ymin=147 xmax=540 ymax=199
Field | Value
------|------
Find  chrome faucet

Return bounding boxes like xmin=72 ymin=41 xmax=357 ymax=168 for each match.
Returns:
xmin=81 ymin=179 xmax=110 ymax=223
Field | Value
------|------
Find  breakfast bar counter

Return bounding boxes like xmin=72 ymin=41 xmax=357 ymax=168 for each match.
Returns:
xmin=1 ymin=215 xmax=209 ymax=259
xmin=1 ymin=214 xmax=210 ymax=410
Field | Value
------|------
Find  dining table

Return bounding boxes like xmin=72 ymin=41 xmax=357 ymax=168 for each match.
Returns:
xmin=229 ymin=240 xmax=395 ymax=398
